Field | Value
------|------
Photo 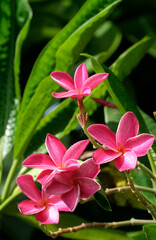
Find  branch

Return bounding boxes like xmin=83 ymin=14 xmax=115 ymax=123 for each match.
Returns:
xmin=43 ymin=218 xmax=156 ymax=238
xmin=105 ymin=185 xmax=156 ymax=195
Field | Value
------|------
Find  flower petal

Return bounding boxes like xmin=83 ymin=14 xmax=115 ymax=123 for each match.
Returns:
xmin=75 ymin=159 xmax=100 ymax=179
xmin=63 ymin=140 xmax=90 ymax=164
xmin=79 ymin=177 xmax=101 ymax=199
xmin=37 ymin=170 xmax=53 ymax=185
xmin=45 ymin=134 xmax=66 ymax=166
xmin=51 ymin=71 xmax=74 ymax=90
xmin=70 ymin=87 xmax=91 ymax=100
xmin=45 ymin=178 xmax=73 ymax=195
xmin=93 ymin=148 xmax=122 ymax=165
xmin=74 ymin=63 xmax=88 ymax=90
xmin=124 ymin=134 xmax=155 ymax=157
xmin=48 ymin=195 xmax=70 ymax=212
xmin=82 ymin=73 xmax=108 ymax=90
xmin=88 ymin=124 xmax=116 ymax=150
xmin=23 ymin=153 xmax=56 ymax=170
xmin=63 ymin=159 xmax=80 ymax=170
xmin=17 ymin=175 xmax=41 ymax=203
xmin=116 ymin=112 xmax=139 ymax=147
xmin=52 ymin=90 xmax=78 ymax=99
xmin=18 ymin=200 xmax=44 ymax=215
xmin=61 ymin=185 xmax=80 ymax=212
xmin=114 ymin=149 xmax=137 ymax=171
xmin=35 ymin=205 xmax=59 ymax=224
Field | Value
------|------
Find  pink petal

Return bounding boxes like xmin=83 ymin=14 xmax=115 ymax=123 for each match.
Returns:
xmin=114 ymin=149 xmax=137 ymax=171
xmin=48 ymin=195 xmax=70 ymax=212
xmin=62 ymin=185 xmax=80 ymax=212
xmin=75 ymin=159 xmax=100 ymax=179
xmin=93 ymin=148 xmax=122 ymax=165
xmin=63 ymin=159 xmax=80 ymax=170
xmin=45 ymin=134 xmax=66 ymax=166
xmin=79 ymin=177 xmax=101 ymax=199
xmin=116 ymin=112 xmax=139 ymax=147
xmin=37 ymin=170 xmax=53 ymax=185
xmin=18 ymin=200 xmax=44 ymax=215
xmin=35 ymin=205 xmax=59 ymax=224
xmin=23 ymin=153 xmax=56 ymax=170
xmin=51 ymin=71 xmax=74 ymax=90
xmin=63 ymin=140 xmax=90 ymax=164
xmin=82 ymin=73 xmax=108 ymax=90
xmin=74 ymin=63 xmax=88 ymax=90
xmin=17 ymin=175 xmax=41 ymax=203
xmin=124 ymin=134 xmax=155 ymax=157
xmin=45 ymin=178 xmax=73 ymax=195
xmin=52 ymin=90 xmax=78 ymax=99
xmin=88 ymin=124 xmax=117 ymax=150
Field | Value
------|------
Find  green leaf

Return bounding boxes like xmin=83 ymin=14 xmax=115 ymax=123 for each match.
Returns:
xmin=94 ymin=189 xmax=112 ymax=211
xmin=128 ymin=231 xmax=146 ymax=240
xmin=110 ymin=35 xmax=156 ymax=81
xmin=55 ymin=0 xmax=122 ymax=72
xmin=0 ymin=0 xmax=32 ymax=185
xmin=143 ymin=224 xmax=156 ymax=240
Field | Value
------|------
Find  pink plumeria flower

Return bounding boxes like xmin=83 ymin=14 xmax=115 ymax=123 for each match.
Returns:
xmin=23 ymin=134 xmax=89 ymax=184
xmin=44 ymin=159 xmax=101 ymax=212
xmin=17 ymin=175 xmax=69 ymax=224
xmin=51 ymin=62 xmax=109 ymax=100
xmin=88 ymin=112 xmax=155 ymax=172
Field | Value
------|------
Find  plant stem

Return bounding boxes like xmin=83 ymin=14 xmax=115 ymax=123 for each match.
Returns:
xmin=105 ymin=185 xmax=156 ymax=195
xmin=1 ymin=159 xmax=19 ymax=202
xmin=125 ymin=171 xmax=156 ymax=220
xmin=137 ymin=161 xmax=156 ymax=180
xmin=0 ymin=189 xmax=21 ymax=212
xmin=42 ymin=218 xmax=156 ymax=238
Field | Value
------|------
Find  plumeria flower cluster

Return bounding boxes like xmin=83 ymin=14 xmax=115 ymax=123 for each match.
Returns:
xmin=17 ymin=62 xmax=155 ymax=225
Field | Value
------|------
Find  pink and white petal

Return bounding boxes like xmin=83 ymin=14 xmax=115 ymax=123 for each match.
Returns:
xmin=88 ymin=124 xmax=117 ymax=150
xmin=48 ymin=195 xmax=70 ymax=212
xmin=17 ymin=175 xmax=41 ymax=203
xmin=18 ymin=200 xmax=44 ymax=215
xmin=124 ymin=134 xmax=155 ymax=157
xmin=37 ymin=170 xmax=53 ymax=185
xmin=46 ymin=134 xmax=66 ymax=166
xmin=79 ymin=177 xmax=101 ymax=199
xmin=63 ymin=159 xmax=80 ymax=170
xmin=23 ymin=153 xmax=56 ymax=170
xmin=116 ymin=112 xmax=139 ymax=147
xmin=63 ymin=140 xmax=90 ymax=164
xmin=114 ymin=149 xmax=137 ymax=172
xmin=93 ymin=148 xmax=122 ymax=165
xmin=61 ymin=185 xmax=80 ymax=212
xmin=82 ymin=73 xmax=108 ymax=90
xmin=52 ymin=90 xmax=79 ymax=99
xmin=75 ymin=159 xmax=100 ymax=179
xmin=35 ymin=205 xmax=59 ymax=224
xmin=45 ymin=179 xmax=73 ymax=195
xmin=51 ymin=71 xmax=74 ymax=90
xmin=74 ymin=63 xmax=88 ymax=90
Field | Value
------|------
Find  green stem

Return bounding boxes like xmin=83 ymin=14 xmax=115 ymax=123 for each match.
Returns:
xmin=0 ymin=189 xmax=21 ymax=212
xmin=1 ymin=159 xmax=19 ymax=202
xmin=125 ymin=171 xmax=156 ymax=220
xmin=147 ymin=149 xmax=156 ymax=188
xmin=106 ymin=185 xmax=156 ymax=195
xmin=137 ymin=161 xmax=156 ymax=180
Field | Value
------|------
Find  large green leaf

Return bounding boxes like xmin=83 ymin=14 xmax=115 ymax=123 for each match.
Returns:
xmin=143 ymin=224 xmax=156 ymax=240
xmin=55 ymin=0 xmax=121 ymax=72
xmin=110 ymin=35 xmax=156 ymax=81
xmin=0 ymin=0 xmax=32 ymax=186
xmin=19 ymin=0 xmax=122 ymax=119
